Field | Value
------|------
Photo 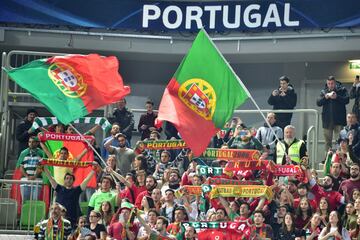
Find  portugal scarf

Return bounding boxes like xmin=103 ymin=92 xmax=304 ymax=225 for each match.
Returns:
xmin=40 ymin=158 xmax=93 ymax=168
xmin=208 ymin=185 xmax=273 ymax=200
xmin=45 ymin=217 xmax=64 ymax=240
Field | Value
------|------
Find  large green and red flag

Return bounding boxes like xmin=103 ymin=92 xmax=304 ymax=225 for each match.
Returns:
xmin=158 ymin=29 xmax=249 ymax=156
xmin=5 ymin=54 xmax=130 ymax=124
xmin=10 ymin=132 xmax=96 ymax=213
xmin=38 ymin=132 xmax=97 ymax=187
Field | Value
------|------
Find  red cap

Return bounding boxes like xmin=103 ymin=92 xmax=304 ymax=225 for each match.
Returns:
xmin=331 ymin=153 xmax=341 ymax=163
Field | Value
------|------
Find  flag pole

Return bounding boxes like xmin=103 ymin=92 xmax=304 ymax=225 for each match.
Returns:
xmin=201 ymin=29 xmax=287 ymax=158
xmin=69 ymin=123 xmax=120 ymax=184
xmin=69 ymin=123 xmax=107 ymax=166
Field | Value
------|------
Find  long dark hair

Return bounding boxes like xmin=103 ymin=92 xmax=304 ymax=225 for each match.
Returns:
xmin=324 ymin=211 xmax=342 ymax=236
xmin=133 ymin=154 xmax=148 ymax=171
xmin=282 ymin=212 xmax=295 ymax=233
xmin=341 ymin=202 xmax=354 ymax=225
xmin=99 ymin=201 xmax=113 ymax=216
xmin=296 ymin=198 xmax=313 ymax=219
xmin=135 ymin=170 xmax=146 ymax=187
xmin=317 ymin=197 xmax=330 ymax=217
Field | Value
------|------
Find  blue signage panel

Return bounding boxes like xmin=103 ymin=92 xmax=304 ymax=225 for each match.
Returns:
xmin=0 ymin=0 xmax=359 ymax=32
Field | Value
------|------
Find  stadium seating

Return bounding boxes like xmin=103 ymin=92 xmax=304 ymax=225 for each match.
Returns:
xmin=80 ymin=201 xmax=89 ymax=215
xmin=19 ymin=200 xmax=46 ymax=230
xmin=0 ymin=198 xmax=17 ymax=229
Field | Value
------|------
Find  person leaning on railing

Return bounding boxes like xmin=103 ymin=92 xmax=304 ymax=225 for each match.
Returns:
xmin=18 ymin=136 xmax=45 ymax=202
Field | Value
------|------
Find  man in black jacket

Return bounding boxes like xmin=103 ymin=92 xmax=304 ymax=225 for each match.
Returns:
xmin=268 ymin=76 xmax=297 ymax=130
xmin=317 ymin=76 xmax=349 ymax=152
xmin=16 ymin=108 xmax=38 ymax=155
xmin=113 ymin=98 xmax=135 ymax=143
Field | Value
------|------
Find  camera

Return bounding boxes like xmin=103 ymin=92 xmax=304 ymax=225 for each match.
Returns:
xmin=239 ymin=130 xmax=247 ymax=136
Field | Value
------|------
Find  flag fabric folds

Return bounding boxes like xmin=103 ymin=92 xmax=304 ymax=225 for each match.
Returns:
xmin=158 ymin=29 xmax=249 ymax=156
xmin=44 ymin=135 xmax=96 ymax=187
xmin=5 ymin=54 xmax=131 ymax=124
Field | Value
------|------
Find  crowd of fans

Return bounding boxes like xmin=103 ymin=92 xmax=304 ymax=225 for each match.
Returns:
xmin=12 ymin=75 xmax=360 ymax=239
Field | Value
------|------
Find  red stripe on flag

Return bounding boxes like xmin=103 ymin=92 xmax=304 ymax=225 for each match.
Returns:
xmin=62 ymin=141 xmax=97 ymax=188
xmin=48 ymin=54 xmax=131 ymax=113
xmin=158 ymin=78 xmax=218 ymax=156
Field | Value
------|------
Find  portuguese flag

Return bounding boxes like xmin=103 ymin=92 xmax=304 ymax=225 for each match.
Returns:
xmin=5 ymin=54 xmax=130 ymax=124
xmin=158 ymin=29 xmax=249 ymax=156
xmin=11 ymin=133 xmax=96 ymax=214
xmin=45 ymin=139 xmax=96 ymax=187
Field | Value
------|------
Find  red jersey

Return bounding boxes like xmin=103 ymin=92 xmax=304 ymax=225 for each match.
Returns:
xmin=120 ymin=185 xmax=146 ymax=203
xmin=108 ymin=222 xmax=139 ymax=240
xmin=311 ymin=184 xmax=343 ymax=211
xmin=135 ymin=190 xmax=150 ymax=209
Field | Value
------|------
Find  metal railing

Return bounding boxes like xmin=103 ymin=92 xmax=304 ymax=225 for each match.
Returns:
xmin=128 ymin=108 xmax=319 ymax=167
xmin=231 ymin=109 xmax=319 ymax=168
xmin=0 ymin=179 xmax=45 ymax=236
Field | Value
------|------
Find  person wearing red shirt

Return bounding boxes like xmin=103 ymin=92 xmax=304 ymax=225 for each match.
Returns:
xmin=250 ymin=210 xmax=274 ymax=239
xmin=304 ymin=212 xmax=322 ymax=240
xmin=167 ymin=206 xmax=188 ymax=236
xmin=307 ymin=169 xmax=345 ymax=211
xmin=135 ymin=175 xmax=157 ymax=209
xmin=294 ymin=198 xmax=313 ymax=229
xmin=108 ymin=206 xmax=139 ymax=240
xmin=339 ymin=163 xmax=360 ymax=202
xmin=293 ymin=183 xmax=317 ymax=210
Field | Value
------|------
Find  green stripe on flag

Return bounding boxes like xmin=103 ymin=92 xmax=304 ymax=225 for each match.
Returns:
xmin=173 ymin=29 xmax=249 ymax=128
xmin=5 ymin=59 xmax=89 ymax=124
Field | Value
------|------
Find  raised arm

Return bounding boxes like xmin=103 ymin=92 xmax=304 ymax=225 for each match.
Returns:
xmin=39 ymin=141 xmax=53 ymax=159
xmin=105 ymin=166 xmax=132 ymax=188
xmin=136 ymin=209 xmax=152 ymax=234
xmin=255 ymin=197 xmax=266 ymax=211
xmin=104 ymin=136 xmax=116 ymax=153
xmin=74 ymin=148 xmax=88 ymax=161
xmin=43 ymin=166 xmax=58 ymax=189
xmin=80 ymin=166 xmax=96 ymax=191
xmin=218 ymin=196 xmax=232 ymax=217
xmin=86 ymin=125 xmax=101 ymax=135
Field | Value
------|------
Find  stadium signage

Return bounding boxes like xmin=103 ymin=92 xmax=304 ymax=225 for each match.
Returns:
xmin=0 ymin=1 xmax=359 ymax=31
xmin=143 ymin=3 xmax=299 ymax=30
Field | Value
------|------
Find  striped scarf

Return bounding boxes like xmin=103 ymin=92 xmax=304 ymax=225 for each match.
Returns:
xmin=45 ymin=217 xmax=64 ymax=240
xmin=31 ymin=117 xmax=111 ymax=132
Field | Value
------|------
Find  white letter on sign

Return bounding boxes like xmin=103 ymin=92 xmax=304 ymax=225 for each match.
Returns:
xmin=284 ymin=3 xmax=299 ymax=27
xmin=186 ymin=6 xmax=203 ymax=29
xmin=204 ymin=5 xmax=222 ymax=29
xmin=163 ymin=6 xmax=183 ymax=29
xmin=263 ymin=4 xmax=281 ymax=27
xmin=244 ymin=4 xmax=261 ymax=28
xmin=143 ymin=5 xmax=161 ymax=28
